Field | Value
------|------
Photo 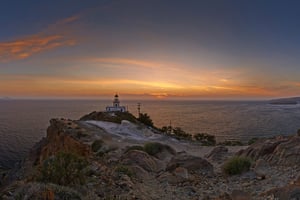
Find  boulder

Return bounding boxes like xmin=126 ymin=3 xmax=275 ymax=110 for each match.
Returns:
xmin=254 ymin=158 xmax=270 ymax=179
xmin=263 ymin=185 xmax=300 ymax=200
xmin=173 ymin=167 xmax=189 ymax=179
xmin=166 ymin=154 xmax=214 ymax=177
xmin=151 ymin=145 xmax=176 ymax=161
xmin=121 ymin=150 xmax=164 ymax=173
xmin=157 ymin=170 xmax=190 ymax=185
xmin=206 ymin=146 xmax=229 ymax=163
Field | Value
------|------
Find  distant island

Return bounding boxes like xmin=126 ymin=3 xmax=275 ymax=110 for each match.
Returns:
xmin=0 ymin=97 xmax=12 ymax=100
xmin=269 ymin=97 xmax=300 ymax=105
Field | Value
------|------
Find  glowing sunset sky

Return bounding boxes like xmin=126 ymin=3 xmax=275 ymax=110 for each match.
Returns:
xmin=1 ymin=0 xmax=300 ymax=99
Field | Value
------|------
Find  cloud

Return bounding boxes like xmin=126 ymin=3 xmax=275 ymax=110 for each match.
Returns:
xmin=90 ymin=57 xmax=161 ymax=68
xmin=0 ymin=34 xmax=75 ymax=62
xmin=0 ymin=15 xmax=79 ymax=62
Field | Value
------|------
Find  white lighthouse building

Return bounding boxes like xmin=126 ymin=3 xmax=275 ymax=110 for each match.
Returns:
xmin=106 ymin=94 xmax=127 ymax=112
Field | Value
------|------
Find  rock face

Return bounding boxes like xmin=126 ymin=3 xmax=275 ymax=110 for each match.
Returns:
xmin=38 ymin=119 xmax=91 ymax=163
xmin=206 ymin=146 xmax=229 ymax=163
xmin=238 ymin=136 xmax=300 ymax=166
xmin=121 ymin=150 xmax=164 ymax=172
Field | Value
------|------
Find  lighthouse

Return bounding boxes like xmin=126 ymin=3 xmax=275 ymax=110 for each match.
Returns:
xmin=106 ymin=94 xmax=127 ymax=112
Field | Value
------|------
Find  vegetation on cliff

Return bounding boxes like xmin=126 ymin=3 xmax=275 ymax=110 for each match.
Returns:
xmin=125 ymin=142 xmax=176 ymax=158
xmin=38 ymin=152 xmax=88 ymax=186
xmin=80 ymin=111 xmax=138 ymax=124
xmin=222 ymin=156 xmax=252 ymax=175
xmin=137 ymin=113 xmax=154 ymax=127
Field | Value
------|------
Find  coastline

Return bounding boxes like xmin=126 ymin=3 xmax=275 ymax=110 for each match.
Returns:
xmin=1 ymin=111 xmax=300 ymax=199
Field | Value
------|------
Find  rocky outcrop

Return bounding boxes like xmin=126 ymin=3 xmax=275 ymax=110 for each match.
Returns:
xmin=121 ymin=150 xmax=164 ymax=173
xmin=38 ymin=119 xmax=91 ymax=163
xmin=206 ymin=146 xmax=229 ymax=164
xmin=3 ymin=111 xmax=300 ymax=200
xmin=237 ymin=136 xmax=300 ymax=166
xmin=268 ymin=136 xmax=300 ymax=166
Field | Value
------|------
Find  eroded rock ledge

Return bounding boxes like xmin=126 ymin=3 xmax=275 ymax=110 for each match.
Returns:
xmin=1 ymin=112 xmax=300 ymax=200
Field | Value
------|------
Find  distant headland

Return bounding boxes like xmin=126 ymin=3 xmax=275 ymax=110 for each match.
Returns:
xmin=269 ymin=97 xmax=300 ymax=105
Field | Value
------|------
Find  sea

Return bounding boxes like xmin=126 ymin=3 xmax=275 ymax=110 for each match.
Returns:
xmin=1 ymin=99 xmax=300 ymax=169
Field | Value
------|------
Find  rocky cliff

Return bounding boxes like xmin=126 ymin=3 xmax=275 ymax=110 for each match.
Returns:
xmin=1 ymin=112 xmax=300 ymax=200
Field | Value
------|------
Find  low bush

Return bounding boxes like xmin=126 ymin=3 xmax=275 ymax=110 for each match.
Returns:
xmin=80 ymin=111 xmax=138 ymax=124
xmin=172 ymin=127 xmax=192 ymax=140
xmin=144 ymin=142 xmax=175 ymax=156
xmin=38 ymin=152 xmax=88 ymax=185
xmin=144 ymin=142 xmax=164 ymax=156
xmin=114 ymin=165 xmax=134 ymax=177
xmin=223 ymin=156 xmax=252 ymax=175
xmin=160 ymin=126 xmax=172 ymax=135
xmin=194 ymin=133 xmax=216 ymax=146
xmin=138 ymin=113 xmax=154 ymax=127
xmin=76 ymin=131 xmax=88 ymax=138
xmin=248 ymin=137 xmax=259 ymax=145
xmin=91 ymin=139 xmax=104 ymax=152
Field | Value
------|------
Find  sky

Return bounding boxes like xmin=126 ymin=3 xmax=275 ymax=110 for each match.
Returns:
xmin=1 ymin=0 xmax=300 ymax=100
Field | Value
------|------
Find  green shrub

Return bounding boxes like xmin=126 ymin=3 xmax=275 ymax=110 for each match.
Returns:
xmin=144 ymin=142 xmax=163 ymax=156
xmin=172 ymin=127 xmax=192 ymax=140
xmin=91 ymin=139 xmax=104 ymax=152
xmin=76 ymin=131 xmax=88 ymax=138
xmin=248 ymin=137 xmax=259 ymax=145
xmin=194 ymin=133 xmax=216 ymax=146
xmin=138 ymin=113 xmax=154 ymax=127
xmin=38 ymin=152 xmax=88 ymax=185
xmin=144 ymin=142 xmax=175 ymax=156
xmin=160 ymin=126 xmax=172 ymax=135
xmin=223 ymin=156 xmax=252 ymax=175
xmin=115 ymin=165 xmax=134 ymax=177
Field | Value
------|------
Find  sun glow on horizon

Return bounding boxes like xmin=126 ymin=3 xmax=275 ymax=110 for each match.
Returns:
xmin=1 ymin=1 xmax=300 ymax=100
xmin=0 ymin=68 xmax=293 ymax=100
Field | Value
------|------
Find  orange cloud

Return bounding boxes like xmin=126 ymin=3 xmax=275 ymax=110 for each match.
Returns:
xmin=0 ymin=15 xmax=79 ymax=62
xmin=0 ymin=34 xmax=75 ymax=62
xmin=85 ymin=57 xmax=179 ymax=70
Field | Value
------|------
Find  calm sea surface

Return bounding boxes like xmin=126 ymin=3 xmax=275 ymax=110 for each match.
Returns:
xmin=1 ymin=100 xmax=300 ymax=168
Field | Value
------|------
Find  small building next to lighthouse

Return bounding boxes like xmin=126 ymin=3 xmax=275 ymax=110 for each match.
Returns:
xmin=106 ymin=94 xmax=127 ymax=112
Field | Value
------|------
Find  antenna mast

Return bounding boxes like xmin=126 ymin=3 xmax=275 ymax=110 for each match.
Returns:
xmin=137 ymin=103 xmax=141 ymax=117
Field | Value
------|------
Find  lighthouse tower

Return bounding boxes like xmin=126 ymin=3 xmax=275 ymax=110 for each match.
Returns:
xmin=113 ymin=94 xmax=120 ymax=107
xmin=106 ymin=94 xmax=126 ymax=112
